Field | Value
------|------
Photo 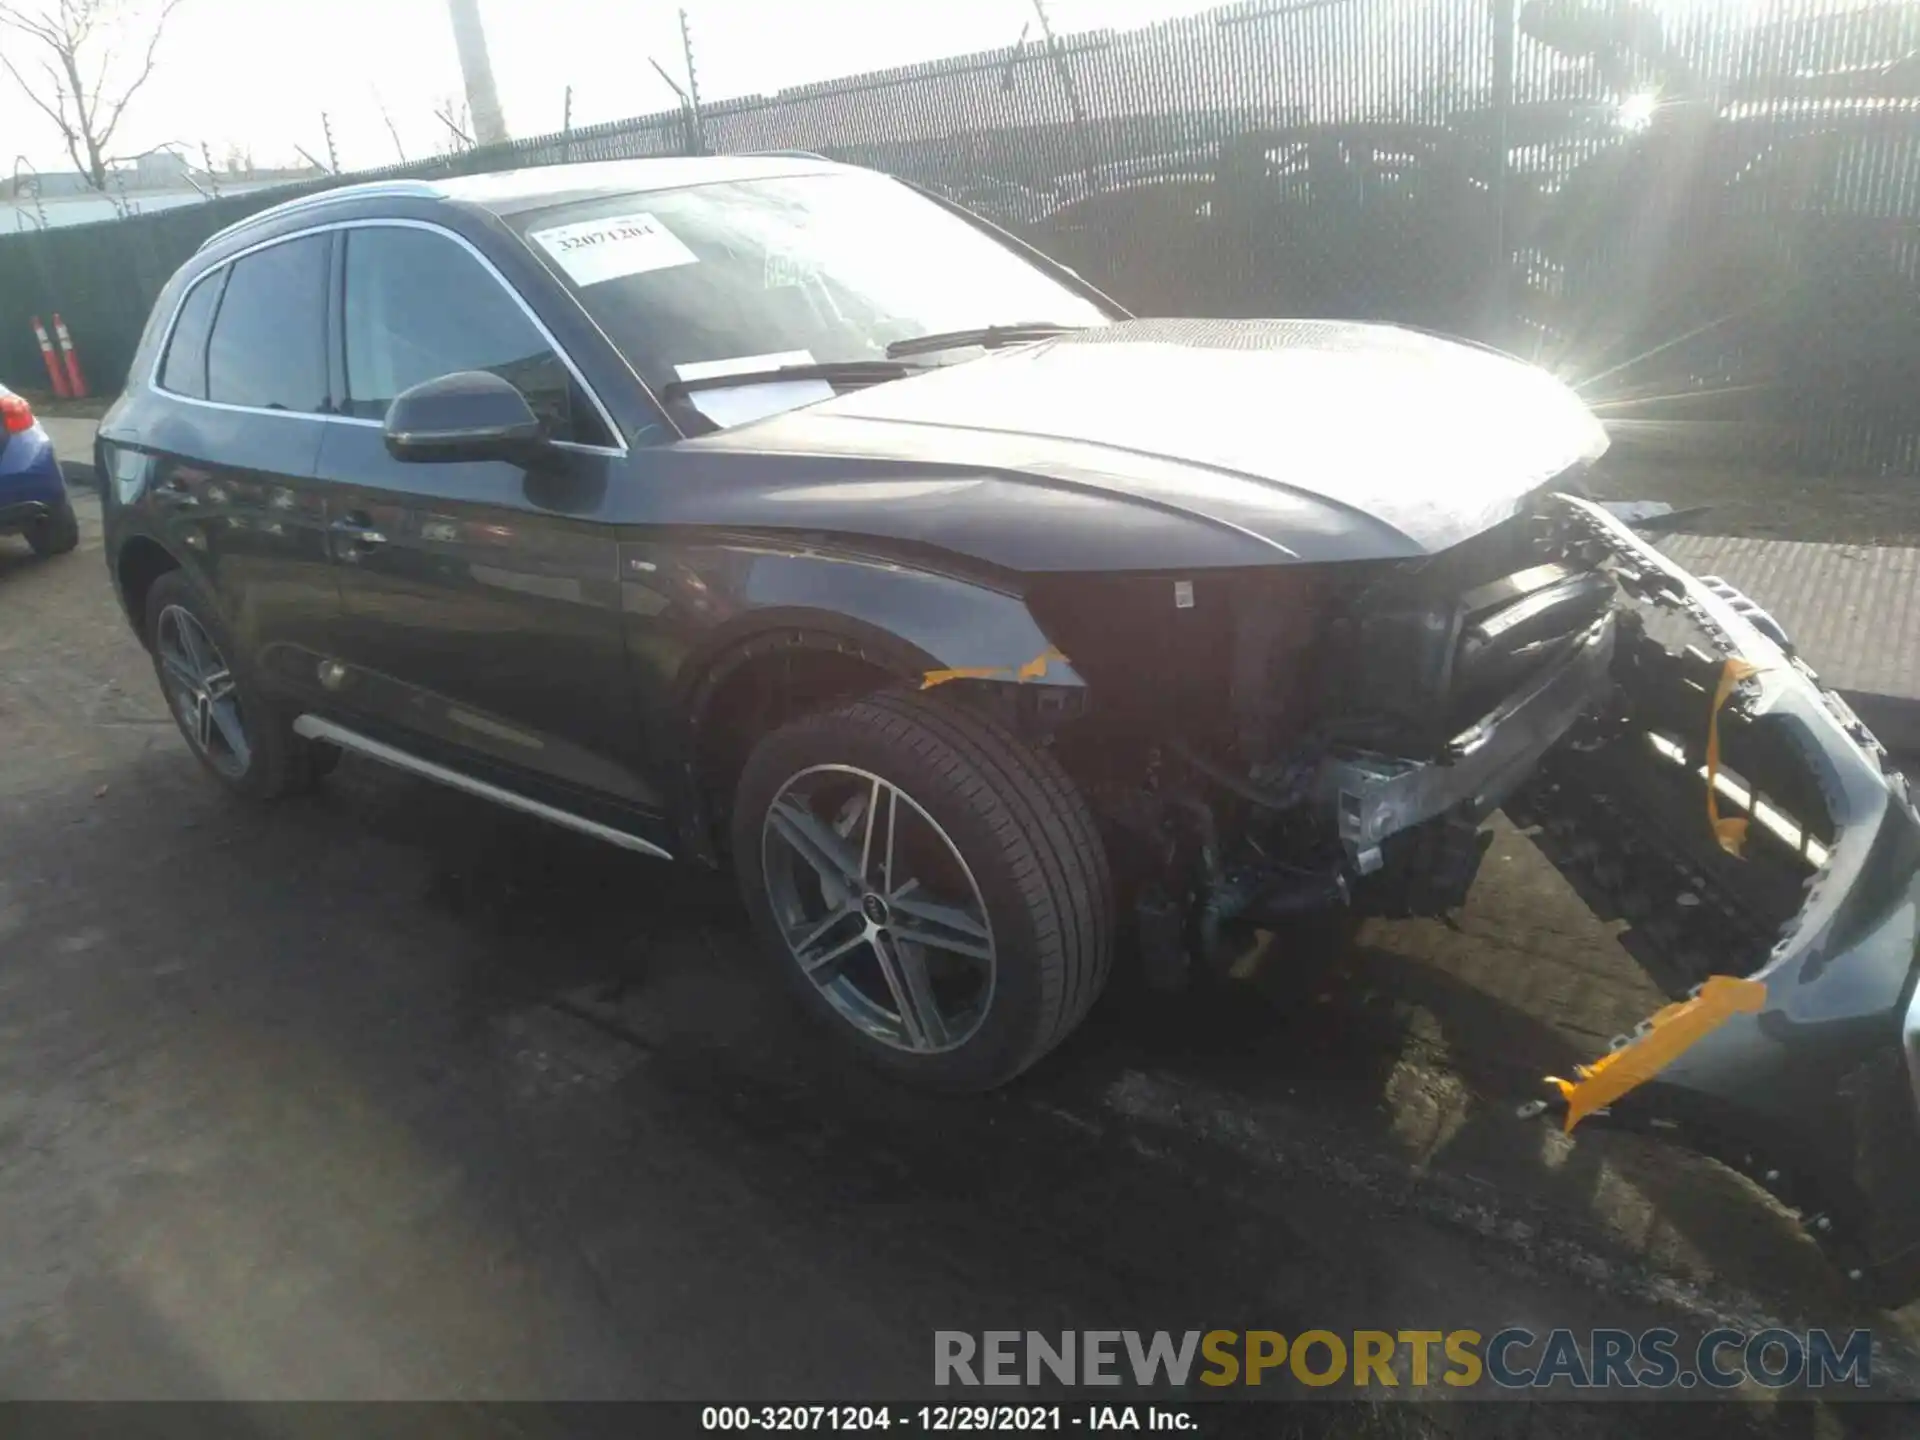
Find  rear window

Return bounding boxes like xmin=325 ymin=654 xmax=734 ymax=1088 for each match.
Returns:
xmin=205 ymin=234 xmax=330 ymax=413
xmin=157 ymin=269 xmax=227 ymax=400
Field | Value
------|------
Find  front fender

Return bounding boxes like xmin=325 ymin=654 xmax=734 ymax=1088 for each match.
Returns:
xmin=724 ymin=548 xmax=1079 ymax=689
xmin=633 ymin=541 xmax=1084 ymax=704
xmin=622 ymin=538 xmax=1084 ymax=858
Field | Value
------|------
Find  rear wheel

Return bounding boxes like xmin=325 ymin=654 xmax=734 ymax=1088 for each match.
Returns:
xmin=25 ymin=497 xmax=78 ymax=556
xmin=733 ymin=689 xmax=1112 ymax=1091
xmin=144 ymin=569 xmax=332 ymax=799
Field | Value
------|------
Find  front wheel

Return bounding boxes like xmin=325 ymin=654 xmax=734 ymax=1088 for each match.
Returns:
xmin=733 ymin=690 xmax=1113 ymax=1091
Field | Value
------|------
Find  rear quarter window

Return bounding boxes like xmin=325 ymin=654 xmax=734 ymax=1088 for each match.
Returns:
xmin=157 ymin=269 xmax=228 ymax=400
xmin=205 ymin=234 xmax=331 ymax=413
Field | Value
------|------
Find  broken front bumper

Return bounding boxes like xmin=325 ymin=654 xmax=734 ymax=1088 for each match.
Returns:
xmin=1526 ymin=497 xmax=1920 ymax=1298
xmin=1323 ymin=611 xmax=1615 ymax=875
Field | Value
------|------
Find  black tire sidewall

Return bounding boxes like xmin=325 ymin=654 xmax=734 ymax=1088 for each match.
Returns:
xmin=143 ymin=569 xmax=292 ymax=799
xmin=26 ymin=498 xmax=78 ymax=556
xmin=733 ymin=702 xmax=1059 ymax=1091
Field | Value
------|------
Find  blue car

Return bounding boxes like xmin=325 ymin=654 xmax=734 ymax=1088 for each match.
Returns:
xmin=0 ymin=383 xmax=78 ymax=556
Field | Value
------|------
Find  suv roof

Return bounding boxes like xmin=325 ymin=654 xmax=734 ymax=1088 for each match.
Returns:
xmin=200 ymin=154 xmax=847 ymax=253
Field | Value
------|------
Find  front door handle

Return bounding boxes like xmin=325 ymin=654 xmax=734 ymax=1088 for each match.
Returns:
xmin=330 ymin=512 xmax=388 ymax=550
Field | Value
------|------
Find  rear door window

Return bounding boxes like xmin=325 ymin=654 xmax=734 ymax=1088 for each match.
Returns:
xmin=341 ymin=224 xmax=613 ymax=445
xmin=158 ymin=269 xmax=228 ymax=400
xmin=206 ymin=234 xmax=330 ymax=413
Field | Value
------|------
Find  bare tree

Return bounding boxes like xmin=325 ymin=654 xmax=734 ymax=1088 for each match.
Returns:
xmin=370 ymin=87 xmax=409 ymax=164
xmin=432 ymin=96 xmax=474 ymax=156
xmin=0 ymin=0 xmax=188 ymax=190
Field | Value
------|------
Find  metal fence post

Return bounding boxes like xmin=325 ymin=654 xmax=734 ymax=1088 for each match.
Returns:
xmin=1490 ymin=0 xmax=1516 ymax=343
xmin=1031 ymin=0 xmax=1097 ymax=200
xmin=679 ymin=8 xmax=706 ymax=156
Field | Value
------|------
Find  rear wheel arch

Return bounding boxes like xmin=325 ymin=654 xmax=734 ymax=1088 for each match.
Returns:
xmin=140 ymin=567 xmax=333 ymax=798
xmin=115 ymin=534 xmax=184 ymax=644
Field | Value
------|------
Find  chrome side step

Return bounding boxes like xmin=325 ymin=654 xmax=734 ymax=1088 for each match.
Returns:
xmin=292 ymin=714 xmax=674 ymax=861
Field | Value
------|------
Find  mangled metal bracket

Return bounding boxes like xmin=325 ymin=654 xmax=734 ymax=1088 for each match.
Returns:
xmin=1322 ymin=614 xmax=1615 ymax=873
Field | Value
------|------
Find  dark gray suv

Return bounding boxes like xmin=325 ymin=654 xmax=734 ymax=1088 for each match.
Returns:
xmin=96 ymin=156 xmax=1920 ymax=1298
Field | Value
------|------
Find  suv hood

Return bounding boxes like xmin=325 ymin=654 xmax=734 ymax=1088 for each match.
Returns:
xmin=682 ymin=319 xmax=1608 ymax=564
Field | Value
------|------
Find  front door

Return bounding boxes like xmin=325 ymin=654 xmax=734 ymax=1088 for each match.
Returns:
xmin=314 ymin=221 xmax=661 ymax=829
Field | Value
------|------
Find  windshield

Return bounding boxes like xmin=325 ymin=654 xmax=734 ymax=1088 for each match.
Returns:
xmin=511 ymin=170 xmax=1112 ymax=412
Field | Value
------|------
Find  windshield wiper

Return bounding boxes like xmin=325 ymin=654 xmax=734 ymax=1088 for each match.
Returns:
xmin=663 ymin=360 xmax=922 ymax=396
xmin=884 ymin=323 xmax=1088 ymax=359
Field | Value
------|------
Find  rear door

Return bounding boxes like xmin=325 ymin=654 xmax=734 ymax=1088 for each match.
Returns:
xmin=314 ymin=220 xmax=662 ymax=823
xmin=144 ymin=232 xmax=342 ymax=700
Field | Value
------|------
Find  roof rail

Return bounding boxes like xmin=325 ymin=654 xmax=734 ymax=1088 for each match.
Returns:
xmin=198 ymin=179 xmax=446 ymax=252
xmin=742 ymin=149 xmax=832 ymax=161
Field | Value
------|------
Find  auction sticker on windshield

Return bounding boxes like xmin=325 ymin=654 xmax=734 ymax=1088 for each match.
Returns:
xmin=528 ymin=212 xmax=699 ymax=287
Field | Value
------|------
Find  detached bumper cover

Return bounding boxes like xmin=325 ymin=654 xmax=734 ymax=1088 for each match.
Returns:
xmin=1537 ymin=497 xmax=1920 ymax=1292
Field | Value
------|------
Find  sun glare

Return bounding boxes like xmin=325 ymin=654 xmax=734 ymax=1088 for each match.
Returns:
xmin=1617 ymin=90 xmax=1662 ymax=131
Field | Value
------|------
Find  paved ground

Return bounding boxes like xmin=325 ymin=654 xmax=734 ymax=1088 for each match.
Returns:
xmin=1590 ymin=454 xmax=1920 ymax=548
xmin=37 ymin=416 xmax=99 ymax=472
xmin=2 ymin=490 xmax=1917 ymax=1428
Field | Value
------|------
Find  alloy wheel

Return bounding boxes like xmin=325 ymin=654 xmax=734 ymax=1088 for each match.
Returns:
xmin=761 ymin=764 xmax=996 ymax=1054
xmin=155 ymin=604 xmax=251 ymax=779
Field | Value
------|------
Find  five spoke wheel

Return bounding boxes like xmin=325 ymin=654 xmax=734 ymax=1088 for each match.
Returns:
xmin=762 ymin=765 xmax=995 ymax=1054
xmin=156 ymin=603 xmax=251 ymax=779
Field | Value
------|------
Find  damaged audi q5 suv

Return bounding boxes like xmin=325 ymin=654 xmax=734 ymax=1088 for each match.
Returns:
xmin=98 ymin=156 xmax=1920 ymax=1297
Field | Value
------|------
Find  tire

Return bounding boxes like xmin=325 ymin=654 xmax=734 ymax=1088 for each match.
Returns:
xmin=25 ymin=497 xmax=79 ymax=556
xmin=733 ymin=688 xmax=1113 ymax=1091
xmin=143 ymin=569 xmax=331 ymax=800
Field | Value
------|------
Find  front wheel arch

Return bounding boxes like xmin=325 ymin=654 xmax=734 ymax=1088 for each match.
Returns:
xmin=681 ymin=625 xmax=930 ymax=863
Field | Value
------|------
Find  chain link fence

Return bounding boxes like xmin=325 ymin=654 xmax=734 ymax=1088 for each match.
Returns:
xmin=2 ymin=0 xmax=1916 ymax=472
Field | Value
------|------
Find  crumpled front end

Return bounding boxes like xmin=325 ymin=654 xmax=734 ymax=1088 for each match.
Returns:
xmin=1032 ymin=488 xmax=1920 ymax=1297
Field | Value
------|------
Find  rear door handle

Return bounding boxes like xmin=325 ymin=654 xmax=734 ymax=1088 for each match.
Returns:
xmin=330 ymin=511 xmax=387 ymax=549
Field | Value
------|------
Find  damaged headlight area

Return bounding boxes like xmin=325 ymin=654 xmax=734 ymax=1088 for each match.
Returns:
xmin=1031 ymin=493 xmax=1920 ymax=1300
xmin=1030 ymin=497 xmax=1629 ymax=974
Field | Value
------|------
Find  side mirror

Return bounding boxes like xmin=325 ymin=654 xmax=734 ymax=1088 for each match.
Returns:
xmin=382 ymin=371 xmax=553 ymax=467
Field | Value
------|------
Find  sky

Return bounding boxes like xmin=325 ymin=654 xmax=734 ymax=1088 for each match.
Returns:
xmin=0 ymin=0 xmax=1800 ymax=180
xmin=0 ymin=0 xmax=1236 ymax=177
